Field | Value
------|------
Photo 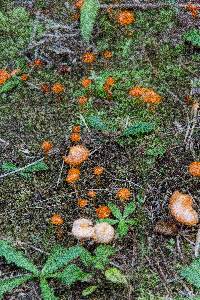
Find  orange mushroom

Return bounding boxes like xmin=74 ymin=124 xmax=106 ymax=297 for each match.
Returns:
xmin=50 ymin=214 xmax=64 ymax=225
xmin=70 ymin=132 xmax=81 ymax=143
xmin=81 ymin=77 xmax=92 ymax=88
xmin=117 ymin=10 xmax=135 ymax=26
xmin=66 ymin=168 xmax=80 ymax=184
xmin=102 ymin=50 xmax=113 ymax=59
xmin=82 ymin=52 xmax=96 ymax=64
xmin=93 ymin=166 xmax=104 ymax=176
xmin=96 ymin=205 xmax=111 ymax=219
xmin=41 ymin=140 xmax=53 ymax=154
xmin=77 ymin=198 xmax=88 ymax=208
xmin=52 ymin=83 xmax=65 ymax=94
xmin=78 ymin=96 xmax=88 ymax=105
xmin=116 ymin=188 xmax=131 ymax=201
xmin=72 ymin=125 xmax=81 ymax=133
xmin=87 ymin=190 xmax=97 ymax=198
xmin=0 ymin=69 xmax=10 ymax=85
xmin=188 ymin=162 xmax=200 ymax=177
xmin=169 ymin=191 xmax=199 ymax=226
xmin=63 ymin=145 xmax=89 ymax=166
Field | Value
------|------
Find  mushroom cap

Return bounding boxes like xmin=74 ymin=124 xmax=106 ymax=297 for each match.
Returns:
xmin=169 ymin=191 xmax=199 ymax=226
xmin=188 ymin=161 xmax=200 ymax=177
xmin=72 ymin=218 xmax=94 ymax=240
xmin=63 ymin=145 xmax=89 ymax=166
xmin=66 ymin=168 xmax=80 ymax=184
xmin=94 ymin=222 xmax=115 ymax=244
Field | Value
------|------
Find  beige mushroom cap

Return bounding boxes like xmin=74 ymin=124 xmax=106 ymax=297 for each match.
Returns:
xmin=94 ymin=222 xmax=115 ymax=244
xmin=72 ymin=218 xmax=95 ymax=240
xmin=63 ymin=145 xmax=89 ymax=166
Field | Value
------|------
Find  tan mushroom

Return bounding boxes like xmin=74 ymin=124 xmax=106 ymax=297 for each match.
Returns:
xmin=93 ymin=222 xmax=115 ymax=244
xmin=63 ymin=145 xmax=89 ymax=166
xmin=72 ymin=218 xmax=95 ymax=240
xmin=169 ymin=191 xmax=199 ymax=226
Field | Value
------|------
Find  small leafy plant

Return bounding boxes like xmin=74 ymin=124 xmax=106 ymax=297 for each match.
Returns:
xmin=80 ymin=245 xmax=127 ymax=296
xmin=180 ymin=258 xmax=200 ymax=289
xmin=0 ymin=240 xmax=88 ymax=300
xmin=183 ymin=28 xmax=200 ymax=48
xmin=99 ymin=202 xmax=137 ymax=238
xmin=1 ymin=160 xmax=49 ymax=178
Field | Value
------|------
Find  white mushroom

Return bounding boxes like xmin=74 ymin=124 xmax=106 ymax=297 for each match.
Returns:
xmin=94 ymin=222 xmax=115 ymax=244
xmin=72 ymin=218 xmax=95 ymax=240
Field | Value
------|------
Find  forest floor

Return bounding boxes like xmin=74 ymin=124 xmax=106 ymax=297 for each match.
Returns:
xmin=0 ymin=0 xmax=200 ymax=299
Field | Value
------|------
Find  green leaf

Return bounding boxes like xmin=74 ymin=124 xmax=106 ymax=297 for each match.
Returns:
xmin=82 ymin=285 xmax=98 ymax=296
xmin=80 ymin=0 xmax=100 ymax=43
xmin=0 ymin=275 xmax=33 ymax=299
xmin=98 ymin=218 xmax=119 ymax=225
xmin=184 ymin=28 xmax=200 ymax=47
xmin=42 ymin=245 xmax=83 ymax=275
xmin=40 ymin=278 xmax=58 ymax=300
xmin=86 ymin=115 xmax=107 ymax=131
xmin=0 ymin=77 xmax=21 ymax=94
xmin=0 ymin=240 xmax=39 ymax=275
xmin=180 ymin=259 xmax=200 ymax=289
xmin=122 ymin=122 xmax=155 ymax=137
xmin=126 ymin=219 xmax=138 ymax=226
xmin=123 ymin=202 xmax=136 ymax=218
xmin=55 ymin=264 xmax=89 ymax=285
xmin=94 ymin=245 xmax=115 ymax=270
xmin=1 ymin=162 xmax=17 ymax=172
xmin=117 ymin=220 xmax=129 ymax=238
xmin=108 ymin=203 xmax=123 ymax=220
xmin=105 ymin=267 xmax=128 ymax=285
xmin=80 ymin=248 xmax=94 ymax=267
xmin=24 ymin=161 xmax=49 ymax=173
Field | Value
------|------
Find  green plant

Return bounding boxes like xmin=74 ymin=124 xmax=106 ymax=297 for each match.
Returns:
xmin=183 ymin=28 xmax=200 ymax=47
xmin=80 ymin=0 xmax=100 ymax=43
xmin=1 ymin=160 xmax=49 ymax=178
xmin=80 ymin=245 xmax=127 ymax=296
xmin=180 ymin=258 xmax=200 ymax=289
xmin=122 ymin=122 xmax=156 ymax=137
xmin=99 ymin=202 xmax=137 ymax=238
xmin=0 ymin=240 xmax=88 ymax=299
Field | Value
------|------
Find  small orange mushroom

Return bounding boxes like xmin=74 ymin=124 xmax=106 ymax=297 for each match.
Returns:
xmin=87 ymin=190 xmax=97 ymax=198
xmin=129 ymin=86 xmax=147 ymax=97
xmin=0 ymin=69 xmax=10 ymax=85
xmin=102 ymin=50 xmax=113 ymax=59
xmin=141 ymin=89 xmax=162 ymax=104
xmin=117 ymin=10 xmax=135 ymax=26
xmin=21 ymin=74 xmax=29 ymax=81
xmin=82 ymin=52 xmax=96 ymax=64
xmin=74 ymin=0 xmax=84 ymax=9
xmin=63 ymin=145 xmax=89 ymax=166
xmin=169 ymin=191 xmax=199 ymax=226
xmin=41 ymin=83 xmax=50 ymax=94
xmin=72 ymin=125 xmax=81 ymax=133
xmin=50 ymin=214 xmax=64 ymax=225
xmin=78 ymin=96 xmax=88 ymax=105
xmin=116 ymin=188 xmax=131 ymax=201
xmin=81 ymin=77 xmax=92 ymax=88
xmin=70 ymin=132 xmax=81 ymax=143
xmin=96 ymin=205 xmax=111 ymax=219
xmin=93 ymin=166 xmax=104 ymax=176
xmin=66 ymin=168 xmax=80 ymax=184
xmin=41 ymin=140 xmax=53 ymax=154
xmin=188 ymin=162 xmax=200 ymax=177
xmin=52 ymin=83 xmax=65 ymax=94
xmin=78 ymin=198 xmax=88 ymax=208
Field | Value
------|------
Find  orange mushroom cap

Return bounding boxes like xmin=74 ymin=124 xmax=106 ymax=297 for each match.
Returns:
xmin=52 ymin=83 xmax=65 ymax=94
xmin=96 ymin=205 xmax=111 ymax=219
xmin=70 ymin=132 xmax=81 ymax=143
xmin=63 ymin=145 xmax=89 ymax=166
xmin=66 ymin=168 xmax=80 ymax=184
xmin=41 ymin=140 xmax=53 ymax=153
xmin=77 ymin=198 xmax=88 ymax=208
xmin=87 ymin=190 xmax=97 ymax=198
xmin=78 ymin=96 xmax=88 ymax=105
xmin=169 ymin=191 xmax=199 ymax=226
xmin=81 ymin=77 xmax=92 ymax=88
xmin=50 ymin=214 xmax=64 ymax=225
xmin=82 ymin=52 xmax=96 ymax=64
xmin=93 ymin=166 xmax=104 ymax=176
xmin=117 ymin=10 xmax=135 ymax=26
xmin=116 ymin=188 xmax=131 ymax=201
xmin=0 ymin=69 xmax=10 ymax=85
xmin=72 ymin=125 xmax=81 ymax=133
xmin=188 ymin=162 xmax=200 ymax=177
xmin=102 ymin=50 xmax=113 ymax=59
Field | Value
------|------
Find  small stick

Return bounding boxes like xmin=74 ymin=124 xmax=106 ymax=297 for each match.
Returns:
xmin=195 ymin=227 xmax=200 ymax=257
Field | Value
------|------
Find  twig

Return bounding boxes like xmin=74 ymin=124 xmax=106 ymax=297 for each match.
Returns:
xmin=195 ymin=226 xmax=200 ymax=257
xmin=0 ymin=157 xmax=44 ymax=179
xmin=100 ymin=2 xmax=197 ymax=10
